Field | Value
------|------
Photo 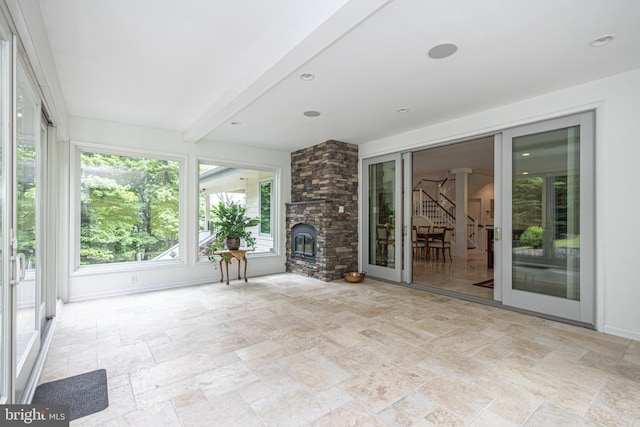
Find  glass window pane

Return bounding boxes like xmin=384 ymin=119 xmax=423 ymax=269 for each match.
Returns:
xmin=304 ymin=236 xmax=314 ymax=254
xmin=80 ymin=152 xmax=180 ymax=265
xmin=259 ymin=180 xmax=272 ymax=236
xmin=512 ymin=126 xmax=580 ymax=300
xmin=198 ymin=162 xmax=275 ymax=256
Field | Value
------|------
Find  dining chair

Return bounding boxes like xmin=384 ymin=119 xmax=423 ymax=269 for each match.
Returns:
xmin=412 ymin=226 xmax=426 ymax=258
xmin=428 ymin=226 xmax=452 ymax=262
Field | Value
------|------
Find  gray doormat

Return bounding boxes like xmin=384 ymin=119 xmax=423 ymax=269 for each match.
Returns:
xmin=32 ymin=369 xmax=109 ymax=421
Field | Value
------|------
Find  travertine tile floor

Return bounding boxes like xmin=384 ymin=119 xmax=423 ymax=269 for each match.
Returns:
xmin=412 ymin=253 xmax=493 ymax=300
xmin=40 ymin=273 xmax=639 ymax=426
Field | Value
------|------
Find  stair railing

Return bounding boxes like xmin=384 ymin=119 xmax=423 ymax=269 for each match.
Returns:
xmin=438 ymin=192 xmax=487 ymax=251
xmin=413 ymin=189 xmax=456 ymax=244
xmin=414 ymin=189 xmax=490 ymax=252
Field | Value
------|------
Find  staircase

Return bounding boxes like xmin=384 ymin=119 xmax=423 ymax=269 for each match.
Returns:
xmin=413 ymin=188 xmax=485 ymax=252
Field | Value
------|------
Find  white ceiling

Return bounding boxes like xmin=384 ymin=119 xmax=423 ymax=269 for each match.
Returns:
xmin=38 ymin=0 xmax=640 ymax=153
xmin=412 ymin=137 xmax=494 ymax=179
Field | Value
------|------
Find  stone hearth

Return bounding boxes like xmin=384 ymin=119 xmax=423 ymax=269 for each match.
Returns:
xmin=286 ymin=140 xmax=358 ymax=281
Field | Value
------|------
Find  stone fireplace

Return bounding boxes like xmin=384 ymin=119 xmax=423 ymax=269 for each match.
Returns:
xmin=286 ymin=140 xmax=358 ymax=281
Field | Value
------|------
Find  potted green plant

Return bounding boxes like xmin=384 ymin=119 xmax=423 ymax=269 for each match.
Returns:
xmin=208 ymin=201 xmax=260 ymax=255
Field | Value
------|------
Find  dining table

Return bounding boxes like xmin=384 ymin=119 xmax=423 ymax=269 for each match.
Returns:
xmin=417 ymin=228 xmax=445 ymax=261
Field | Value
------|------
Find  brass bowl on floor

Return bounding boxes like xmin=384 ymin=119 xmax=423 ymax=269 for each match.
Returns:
xmin=344 ymin=272 xmax=365 ymax=283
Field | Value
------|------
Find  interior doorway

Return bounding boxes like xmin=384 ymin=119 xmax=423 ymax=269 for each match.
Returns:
xmin=411 ymin=136 xmax=495 ymax=299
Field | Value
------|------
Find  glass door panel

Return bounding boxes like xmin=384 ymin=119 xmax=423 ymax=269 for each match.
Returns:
xmin=369 ymin=161 xmax=395 ymax=268
xmin=14 ymin=62 xmax=41 ymax=402
xmin=501 ymin=113 xmax=594 ymax=324
xmin=512 ymin=127 xmax=580 ymax=299
xmin=363 ymin=154 xmax=402 ymax=282
xmin=0 ymin=33 xmax=6 ymax=404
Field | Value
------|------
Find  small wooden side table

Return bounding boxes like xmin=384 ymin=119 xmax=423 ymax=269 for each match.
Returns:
xmin=213 ymin=248 xmax=253 ymax=285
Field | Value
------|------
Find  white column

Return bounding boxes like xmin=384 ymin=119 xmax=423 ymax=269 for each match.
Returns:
xmin=451 ymin=168 xmax=472 ymax=258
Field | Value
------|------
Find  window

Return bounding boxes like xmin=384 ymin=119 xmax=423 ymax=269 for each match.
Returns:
xmin=259 ymin=180 xmax=272 ymax=236
xmin=80 ymin=151 xmax=180 ymax=265
xmin=198 ymin=161 xmax=275 ymax=256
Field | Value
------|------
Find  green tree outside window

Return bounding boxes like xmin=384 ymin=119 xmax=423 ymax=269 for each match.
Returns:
xmin=80 ymin=152 xmax=180 ymax=265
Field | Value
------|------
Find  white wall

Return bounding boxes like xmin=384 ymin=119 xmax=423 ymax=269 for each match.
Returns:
xmin=470 ymin=181 xmax=495 ymax=227
xmin=65 ymin=116 xmax=291 ymax=301
xmin=360 ymin=69 xmax=640 ymax=341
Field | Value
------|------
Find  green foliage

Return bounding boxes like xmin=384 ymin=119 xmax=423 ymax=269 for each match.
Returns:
xmin=520 ymin=226 xmax=543 ymax=249
xmin=208 ymin=201 xmax=260 ymax=262
xmin=17 ymin=144 xmax=37 ymax=266
xmin=512 ymin=177 xmax=542 ymax=231
xmin=260 ymin=181 xmax=271 ymax=234
xmin=554 ymin=235 xmax=580 ymax=249
xmin=80 ymin=152 xmax=180 ymax=264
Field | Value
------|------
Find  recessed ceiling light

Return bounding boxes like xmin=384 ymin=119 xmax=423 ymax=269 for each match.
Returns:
xmin=522 ymin=172 xmax=529 ymax=175
xmin=522 ymin=152 xmax=530 ymax=157
xmin=303 ymin=111 xmax=321 ymax=117
xmin=427 ymin=43 xmax=458 ymax=59
xmin=396 ymin=108 xmax=410 ymax=113
xmin=299 ymin=73 xmax=315 ymax=81
xmin=589 ymin=34 xmax=614 ymax=47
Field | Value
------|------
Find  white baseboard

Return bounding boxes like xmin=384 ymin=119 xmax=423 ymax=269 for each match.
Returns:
xmin=603 ymin=324 xmax=640 ymax=341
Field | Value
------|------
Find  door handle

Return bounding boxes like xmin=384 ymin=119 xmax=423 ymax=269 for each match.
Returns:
xmin=18 ymin=253 xmax=27 ymax=281
xmin=11 ymin=253 xmax=26 ymax=285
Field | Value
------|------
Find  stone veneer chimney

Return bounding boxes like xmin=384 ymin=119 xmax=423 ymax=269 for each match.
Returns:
xmin=286 ymin=140 xmax=358 ymax=281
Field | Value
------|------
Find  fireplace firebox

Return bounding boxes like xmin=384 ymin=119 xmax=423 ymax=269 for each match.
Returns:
xmin=291 ymin=223 xmax=316 ymax=259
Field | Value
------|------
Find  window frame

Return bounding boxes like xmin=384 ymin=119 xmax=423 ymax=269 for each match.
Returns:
xmin=71 ymin=141 xmax=187 ymax=272
xmin=0 ymin=23 xmax=11 ymax=406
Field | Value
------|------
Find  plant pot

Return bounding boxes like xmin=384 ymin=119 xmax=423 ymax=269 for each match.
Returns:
xmin=226 ymin=237 xmax=241 ymax=250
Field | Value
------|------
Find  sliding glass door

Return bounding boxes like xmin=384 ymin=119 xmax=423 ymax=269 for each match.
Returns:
xmin=501 ymin=113 xmax=594 ymax=324
xmin=13 ymin=59 xmax=43 ymax=402
xmin=0 ymin=27 xmax=52 ymax=405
